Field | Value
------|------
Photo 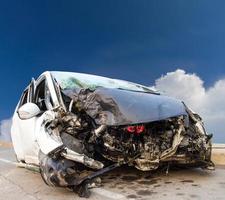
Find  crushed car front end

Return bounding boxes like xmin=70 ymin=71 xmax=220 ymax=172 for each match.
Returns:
xmin=13 ymin=71 xmax=213 ymax=198
xmin=36 ymin=73 xmax=214 ymax=197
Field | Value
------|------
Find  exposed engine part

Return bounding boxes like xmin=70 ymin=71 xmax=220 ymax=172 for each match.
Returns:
xmin=61 ymin=147 xmax=104 ymax=170
xmin=96 ymin=116 xmax=187 ymax=171
xmin=160 ymin=120 xmax=184 ymax=160
xmin=94 ymin=125 xmax=107 ymax=137
xmin=69 ymin=99 xmax=74 ymax=112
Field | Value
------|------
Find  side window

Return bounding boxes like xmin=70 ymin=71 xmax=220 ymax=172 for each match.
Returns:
xmin=19 ymin=89 xmax=29 ymax=108
xmin=34 ymin=79 xmax=54 ymax=111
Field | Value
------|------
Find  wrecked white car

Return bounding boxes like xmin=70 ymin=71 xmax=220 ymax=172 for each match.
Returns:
xmin=11 ymin=71 xmax=214 ymax=197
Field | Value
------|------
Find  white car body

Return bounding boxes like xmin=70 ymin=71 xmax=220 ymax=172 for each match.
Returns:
xmin=11 ymin=71 xmax=63 ymax=165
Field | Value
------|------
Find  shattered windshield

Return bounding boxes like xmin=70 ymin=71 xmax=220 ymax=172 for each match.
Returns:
xmin=51 ymin=71 xmax=157 ymax=93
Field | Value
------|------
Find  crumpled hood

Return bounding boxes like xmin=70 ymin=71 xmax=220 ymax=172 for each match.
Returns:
xmin=63 ymin=88 xmax=187 ymax=126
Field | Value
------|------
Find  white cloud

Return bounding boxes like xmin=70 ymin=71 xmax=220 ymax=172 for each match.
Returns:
xmin=155 ymin=69 xmax=225 ymax=142
xmin=0 ymin=118 xmax=12 ymax=141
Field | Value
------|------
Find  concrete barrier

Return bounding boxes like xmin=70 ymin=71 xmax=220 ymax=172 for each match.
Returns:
xmin=0 ymin=141 xmax=12 ymax=148
xmin=212 ymin=143 xmax=225 ymax=166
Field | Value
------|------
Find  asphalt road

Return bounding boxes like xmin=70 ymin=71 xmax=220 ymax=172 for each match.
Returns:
xmin=0 ymin=141 xmax=225 ymax=200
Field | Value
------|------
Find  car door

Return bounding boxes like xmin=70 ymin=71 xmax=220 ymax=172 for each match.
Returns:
xmin=11 ymin=79 xmax=39 ymax=164
xmin=11 ymin=87 xmax=29 ymax=161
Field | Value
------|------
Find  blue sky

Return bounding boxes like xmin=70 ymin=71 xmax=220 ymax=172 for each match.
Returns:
xmin=1 ymin=0 xmax=225 ymax=121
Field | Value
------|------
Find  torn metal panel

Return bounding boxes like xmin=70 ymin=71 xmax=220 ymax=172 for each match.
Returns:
xmin=63 ymin=87 xmax=187 ymax=126
xmin=35 ymin=110 xmax=63 ymax=155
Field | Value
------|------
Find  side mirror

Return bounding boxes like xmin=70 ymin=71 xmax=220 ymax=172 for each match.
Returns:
xmin=18 ymin=103 xmax=41 ymax=120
